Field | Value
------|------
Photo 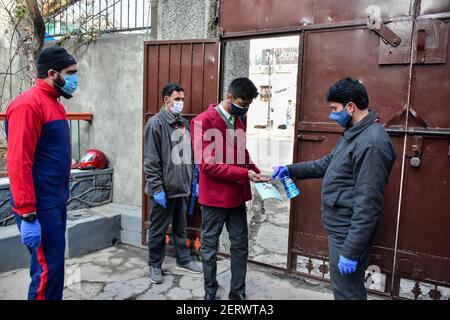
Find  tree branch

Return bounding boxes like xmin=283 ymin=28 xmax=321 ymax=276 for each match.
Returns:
xmin=24 ymin=0 xmax=45 ymax=56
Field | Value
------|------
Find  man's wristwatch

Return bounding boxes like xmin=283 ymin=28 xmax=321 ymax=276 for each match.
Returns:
xmin=22 ymin=213 xmax=37 ymax=223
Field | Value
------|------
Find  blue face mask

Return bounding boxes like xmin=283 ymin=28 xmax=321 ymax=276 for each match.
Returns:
xmin=330 ymin=105 xmax=352 ymax=128
xmin=231 ymin=102 xmax=249 ymax=116
xmin=55 ymin=72 xmax=78 ymax=99
xmin=61 ymin=73 xmax=78 ymax=95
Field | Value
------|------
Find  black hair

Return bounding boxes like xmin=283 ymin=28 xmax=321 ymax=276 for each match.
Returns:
xmin=162 ymin=83 xmax=184 ymax=99
xmin=228 ymin=77 xmax=259 ymax=100
xmin=326 ymin=77 xmax=369 ymax=110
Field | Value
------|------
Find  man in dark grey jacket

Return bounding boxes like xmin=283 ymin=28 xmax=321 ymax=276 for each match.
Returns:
xmin=144 ymin=83 xmax=202 ymax=284
xmin=273 ymin=78 xmax=396 ymax=299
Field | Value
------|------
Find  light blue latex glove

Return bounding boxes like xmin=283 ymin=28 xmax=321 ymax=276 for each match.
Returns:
xmin=272 ymin=166 xmax=290 ymax=181
xmin=153 ymin=191 xmax=167 ymax=208
xmin=20 ymin=219 xmax=41 ymax=249
xmin=338 ymin=255 xmax=358 ymax=275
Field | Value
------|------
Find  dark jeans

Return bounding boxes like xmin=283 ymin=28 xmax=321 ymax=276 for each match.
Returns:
xmin=148 ymin=197 xmax=191 ymax=267
xmin=200 ymin=204 xmax=248 ymax=297
xmin=328 ymin=237 xmax=370 ymax=300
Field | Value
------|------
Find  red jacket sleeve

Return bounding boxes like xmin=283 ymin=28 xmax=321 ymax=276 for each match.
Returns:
xmin=6 ymin=103 xmax=42 ymax=215
xmin=191 ymin=117 xmax=249 ymax=183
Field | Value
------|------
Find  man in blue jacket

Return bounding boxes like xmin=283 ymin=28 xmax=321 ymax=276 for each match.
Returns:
xmin=273 ymin=78 xmax=396 ymax=299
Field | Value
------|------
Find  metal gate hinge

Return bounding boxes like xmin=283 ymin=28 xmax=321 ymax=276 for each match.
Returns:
xmin=367 ymin=5 xmax=402 ymax=47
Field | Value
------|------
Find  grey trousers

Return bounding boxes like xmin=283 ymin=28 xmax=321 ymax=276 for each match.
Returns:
xmin=328 ymin=237 xmax=371 ymax=300
xmin=200 ymin=204 xmax=248 ymax=297
xmin=148 ymin=197 xmax=191 ymax=267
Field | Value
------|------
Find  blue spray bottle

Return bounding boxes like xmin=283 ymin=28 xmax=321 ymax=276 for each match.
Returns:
xmin=281 ymin=176 xmax=300 ymax=199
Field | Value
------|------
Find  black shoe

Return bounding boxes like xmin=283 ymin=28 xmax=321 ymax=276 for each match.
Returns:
xmin=204 ymin=294 xmax=216 ymax=300
xmin=229 ymin=293 xmax=246 ymax=300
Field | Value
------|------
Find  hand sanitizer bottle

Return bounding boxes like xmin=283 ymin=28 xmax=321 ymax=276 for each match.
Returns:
xmin=282 ymin=176 xmax=300 ymax=199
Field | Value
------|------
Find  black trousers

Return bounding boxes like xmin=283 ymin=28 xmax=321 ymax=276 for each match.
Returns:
xmin=328 ymin=237 xmax=371 ymax=300
xmin=200 ymin=204 xmax=248 ymax=297
xmin=148 ymin=197 xmax=191 ymax=267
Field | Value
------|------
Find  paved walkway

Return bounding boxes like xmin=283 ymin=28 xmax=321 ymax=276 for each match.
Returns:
xmin=0 ymin=244 xmax=335 ymax=300
xmin=248 ymin=178 xmax=291 ymax=268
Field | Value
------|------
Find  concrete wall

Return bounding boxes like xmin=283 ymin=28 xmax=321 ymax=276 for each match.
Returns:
xmin=0 ymin=7 xmax=12 ymax=113
xmin=157 ymin=0 xmax=218 ymax=40
xmin=63 ymin=33 xmax=148 ymax=207
xmin=0 ymin=6 xmax=25 ymax=127
xmin=222 ymin=40 xmax=251 ymax=97
xmin=0 ymin=6 xmax=33 ymax=172
xmin=0 ymin=11 xmax=9 ymax=169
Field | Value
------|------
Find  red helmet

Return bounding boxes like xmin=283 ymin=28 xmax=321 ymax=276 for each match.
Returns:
xmin=78 ymin=149 xmax=107 ymax=170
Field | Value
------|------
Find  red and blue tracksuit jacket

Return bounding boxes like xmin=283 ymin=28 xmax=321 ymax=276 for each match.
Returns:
xmin=6 ymin=79 xmax=71 ymax=214
xmin=5 ymin=79 xmax=71 ymax=300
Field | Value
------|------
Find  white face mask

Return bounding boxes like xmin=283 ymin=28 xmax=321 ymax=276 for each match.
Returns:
xmin=172 ymin=100 xmax=184 ymax=114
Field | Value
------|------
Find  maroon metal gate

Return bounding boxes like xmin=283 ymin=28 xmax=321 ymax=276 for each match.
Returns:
xmin=142 ymin=40 xmax=220 ymax=252
xmin=219 ymin=0 xmax=450 ymax=299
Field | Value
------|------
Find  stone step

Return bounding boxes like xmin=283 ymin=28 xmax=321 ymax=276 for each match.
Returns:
xmin=0 ymin=203 xmax=124 ymax=273
xmin=118 ymin=204 xmax=147 ymax=249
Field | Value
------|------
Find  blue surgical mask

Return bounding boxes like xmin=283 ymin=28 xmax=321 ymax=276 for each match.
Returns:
xmin=231 ymin=102 xmax=248 ymax=116
xmin=330 ymin=105 xmax=352 ymax=128
xmin=54 ymin=72 xmax=78 ymax=99
xmin=172 ymin=100 xmax=184 ymax=114
xmin=61 ymin=73 xmax=78 ymax=95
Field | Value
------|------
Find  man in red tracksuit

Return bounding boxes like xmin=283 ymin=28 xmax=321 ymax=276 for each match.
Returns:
xmin=5 ymin=46 xmax=78 ymax=300
xmin=191 ymin=77 xmax=269 ymax=300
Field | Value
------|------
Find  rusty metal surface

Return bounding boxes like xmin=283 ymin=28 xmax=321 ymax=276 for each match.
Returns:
xmin=142 ymin=40 xmax=220 ymax=247
xmin=290 ymin=4 xmax=450 ymax=298
xmin=219 ymin=0 xmax=315 ymax=35
xmin=143 ymin=40 xmax=219 ymax=116
xmin=420 ymin=0 xmax=450 ymax=15
xmin=412 ymin=19 xmax=448 ymax=64
xmin=392 ymin=20 xmax=450 ymax=287
xmin=312 ymin=0 xmax=412 ymax=24
xmin=378 ymin=15 xmax=448 ymax=66
xmin=292 ymin=132 xmax=339 ymax=257
xmin=378 ymin=20 xmax=414 ymax=65
xmin=411 ymin=22 xmax=450 ymax=129
xmin=396 ymin=136 xmax=450 ymax=284
xmin=301 ymin=28 xmax=411 ymax=125
xmin=368 ymin=21 xmax=403 ymax=47
xmin=219 ymin=0 xmax=413 ymax=36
